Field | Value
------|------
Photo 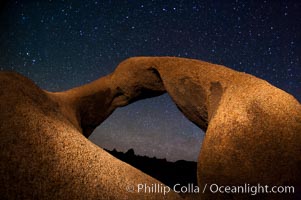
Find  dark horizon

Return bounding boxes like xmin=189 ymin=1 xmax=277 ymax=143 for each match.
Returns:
xmin=104 ymin=147 xmax=198 ymax=189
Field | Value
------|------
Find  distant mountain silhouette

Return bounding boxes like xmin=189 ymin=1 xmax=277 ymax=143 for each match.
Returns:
xmin=104 ymin=148 xmax=198 ymax=188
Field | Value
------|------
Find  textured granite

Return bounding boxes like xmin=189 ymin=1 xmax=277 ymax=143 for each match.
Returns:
xmin=1 ymin=57 xmax=300 ymax=200
xmin=0 ymin=72 xmax=181 ymax=200
xmin=100 ymin=57 xmax=301 ymax=199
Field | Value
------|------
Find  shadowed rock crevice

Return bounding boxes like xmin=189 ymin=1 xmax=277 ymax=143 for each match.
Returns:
xmin=78 ymin=88 xmax=113 ymax=137
xmin=127 ymin=67 xmax=166 ymax=103
xmin=208 ymin=81 xmax=223 ymax=121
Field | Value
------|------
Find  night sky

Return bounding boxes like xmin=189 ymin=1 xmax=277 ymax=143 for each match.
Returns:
xmin=0 ymin=0 xmax=300 ymax=161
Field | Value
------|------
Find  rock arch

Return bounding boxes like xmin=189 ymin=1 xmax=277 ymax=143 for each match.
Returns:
xmin=1 ymin=56 xmax=300 ymax=199
xmin=108 ymin=57 xmax=301 ymax=197
xmin=50 ymin=56 xmax=301 ymax=199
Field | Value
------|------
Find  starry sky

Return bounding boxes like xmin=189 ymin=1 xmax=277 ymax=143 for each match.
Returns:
xmin=0 ymin=0 xmax=300 ymax=161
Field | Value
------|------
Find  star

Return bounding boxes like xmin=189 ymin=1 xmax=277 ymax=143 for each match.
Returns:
xmin=0 ymin=0 xmax=299 ymax=161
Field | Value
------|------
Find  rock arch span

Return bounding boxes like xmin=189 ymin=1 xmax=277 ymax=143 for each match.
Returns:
xmin=1 ymin=56 xmax=300 ymax=199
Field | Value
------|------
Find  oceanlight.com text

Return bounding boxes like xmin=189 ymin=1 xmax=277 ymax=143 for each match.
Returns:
xmin=203 ymin=183 xmax=294 ymax=196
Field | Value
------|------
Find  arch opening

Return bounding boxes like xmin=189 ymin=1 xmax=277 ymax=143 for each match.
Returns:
xmin=89 ymin=94 xmax=204 ymax=161
xmin=89 ymin=93 xmax=204 ymax=187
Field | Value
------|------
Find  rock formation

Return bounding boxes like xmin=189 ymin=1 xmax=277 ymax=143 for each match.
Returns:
xmin=0 ymin=72 xmax=181 ymax=199
xmin=106 ymin=57 xmax=301 ymax=199
xmin=1 ymin=56 xmax=300 ymax=199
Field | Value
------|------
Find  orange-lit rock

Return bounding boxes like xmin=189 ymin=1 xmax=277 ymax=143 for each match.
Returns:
xmin=1 ymin=56 xmax=300 ymax=200
xmin=102 ymin=57 xmax=301 ymax=199
xmin=0 ymin=72 xmax=180 ymax=200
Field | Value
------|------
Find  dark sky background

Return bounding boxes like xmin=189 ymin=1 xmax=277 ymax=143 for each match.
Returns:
xmin=0 ymin=0 xmax=300 ymax=161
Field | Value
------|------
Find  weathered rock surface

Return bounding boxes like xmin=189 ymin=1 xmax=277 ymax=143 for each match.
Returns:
xmin=1 ymin=56 xmax=300 ymax=200
xmin=96 ymin=57 xmax=301 ymax=199
xmin=0 ymin=72 xmax=181 ymax=199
